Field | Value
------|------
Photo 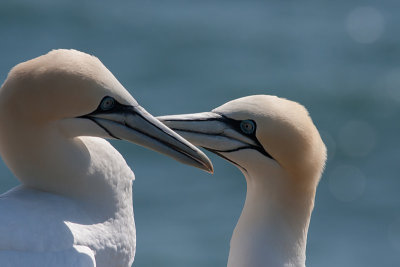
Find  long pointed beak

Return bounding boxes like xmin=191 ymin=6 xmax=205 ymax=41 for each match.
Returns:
xmin=83 ymin=106 xmax=213 ymax=173
xmin=157 ymin=112 xmax=259 ymax=152
xmin=157 ymin=112 xmax=274 ymax=161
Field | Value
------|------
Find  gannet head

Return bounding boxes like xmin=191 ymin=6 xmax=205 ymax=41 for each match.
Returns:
xmin=0 ymin=49 xmax=213 ymax=176
xmin=158 ymin=95 xmax=326 ymax=188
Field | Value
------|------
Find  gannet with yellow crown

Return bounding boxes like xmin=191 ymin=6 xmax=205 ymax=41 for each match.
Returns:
xmin=0 ymin=49 xmax=213 ymax=267
xmin=158 ymin=95 xmax=326 ymax=267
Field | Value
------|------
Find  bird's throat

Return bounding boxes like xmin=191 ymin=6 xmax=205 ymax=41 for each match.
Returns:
xmin=0 ymin=121 xmax=133 ymax=220
xmin=227 ymin=171 xmax=316 ymax=267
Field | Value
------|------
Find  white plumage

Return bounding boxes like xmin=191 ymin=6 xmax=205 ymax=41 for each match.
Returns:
xmin=0 ymin=137 xmax=135 ymax=267
xmin=159 ymin=95 xmax=327 ymax=267
xmin=0 ymin=49 xmax=212 ymax=267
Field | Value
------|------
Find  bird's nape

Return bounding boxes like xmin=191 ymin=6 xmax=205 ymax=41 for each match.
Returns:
xmin=157 ymin=95 xmax=327 ymax=267
xmin=0 ymin=49 xmax=213 ymax=267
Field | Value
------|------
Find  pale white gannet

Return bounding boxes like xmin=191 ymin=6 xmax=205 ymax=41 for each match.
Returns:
xmin=0 ymin=49 xmax=213 ymax=267
xmin=158 ymin=95 xmax=327 ymax=267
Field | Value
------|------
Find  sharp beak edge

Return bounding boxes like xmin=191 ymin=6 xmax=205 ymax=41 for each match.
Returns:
xmin=84 ymin=106 xmax=214 ymax=173
xmin=157 ymin=112 xmax=274 ymax=161
xmin=156 ymin=112 xmax=244 ymax=150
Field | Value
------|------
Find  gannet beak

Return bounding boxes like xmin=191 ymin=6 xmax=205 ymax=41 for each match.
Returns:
xmin=157 ymin=112 xmax=274 ymax=160
xmin=81 ymin=105 xmax=214 ymax=173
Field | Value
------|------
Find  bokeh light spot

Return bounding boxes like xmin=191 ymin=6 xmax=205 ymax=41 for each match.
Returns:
xmin=338 ymin=120 xmax=376 ymax=158
xmin=328 ymin=165 xmax=365 ymax=202
xmin=346 ymin=6 xmax=384 ymax=44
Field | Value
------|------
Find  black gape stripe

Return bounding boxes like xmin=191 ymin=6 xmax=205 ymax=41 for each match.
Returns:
xmin=79 ymin=96 xmax=200 ymax=156
xmin=122 ymin=121 xmax=204 ymax=165
xmin=215 ymin=114 xmax=275 ymax=160
xmin=209 ymin=145 xmax=268 ymax=157
xmin=163 ymin=113 xmax=275 ymax=161
xmin=85 ymin=117 xmax=121 ymax=140
xmin=81 ymin=96 xmax=135 ymax=116
xmin=204 ymin=147 xmax=248 ymax=173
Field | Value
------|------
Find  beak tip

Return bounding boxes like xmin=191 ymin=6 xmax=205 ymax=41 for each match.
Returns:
xmin=199 ymin=153 xmax=214 ymax=174
xmin=206 ymin=165 xmax=214 ymax=174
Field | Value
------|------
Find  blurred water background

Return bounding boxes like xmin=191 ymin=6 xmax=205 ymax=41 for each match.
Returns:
xmin=0 ymin=0 xmax=399 ymax=266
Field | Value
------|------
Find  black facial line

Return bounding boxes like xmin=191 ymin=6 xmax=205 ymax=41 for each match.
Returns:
xmin=215 ymin=113 xmax=275 ymax=160
xmin=79 ymin=96 xmax=200 ymax=156
xmin=163 ymin=117 xmax=222 ymax=122
xmin=86 ymin=96 xmax=134 ymax=116
xmin=204 ymin=147 xmax=248 ymax=173
xmin=170 ymin=127 xmax=273 ymax=159
xmin=171 ymin=128 xmax=224 ymax=137
xmin=122 ymin=120 xmax=206 ymax=166
xmin=132 ymin=108 xmax=200 ymax=155
xmin=212 ymin=145 xmax=271 ymax=158
xmin=166 ymin=113 xmax=275 ymax=160
xmin=85 ymin=117 xmax=121 ymax=140
xmin=164 ymin=113 xmax=254 ymax=137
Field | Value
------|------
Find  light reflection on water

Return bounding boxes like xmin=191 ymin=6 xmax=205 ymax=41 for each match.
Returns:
xmin=346 ymin=6 xmax=385 ymax=44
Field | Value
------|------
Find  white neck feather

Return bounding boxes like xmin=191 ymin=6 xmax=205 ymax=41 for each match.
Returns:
xmin=227 ymin=167 xmax=316 ymax=267
xmin=0 ymin=118 xmax=134 ymax=221
xmin=0 ymin=112 xmax=137 ymax=266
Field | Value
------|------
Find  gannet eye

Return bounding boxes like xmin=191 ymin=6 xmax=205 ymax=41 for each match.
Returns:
xmin=240 ymin=120 xmax=255 ymax=135
xmin=100 ymin=96 xmax=115 ymax=111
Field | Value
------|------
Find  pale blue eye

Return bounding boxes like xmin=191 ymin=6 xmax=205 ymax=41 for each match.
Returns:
xmin=240 ymin=120 xmax=255 ymax=134
xmin=100 ymin=97 xmax=115 ymax=111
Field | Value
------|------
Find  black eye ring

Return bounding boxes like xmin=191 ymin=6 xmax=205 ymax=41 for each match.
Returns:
xmin=240 ymin=120 xmax=256 ymax=135
xmin=100 ymin=96 xmax=115 ymax=111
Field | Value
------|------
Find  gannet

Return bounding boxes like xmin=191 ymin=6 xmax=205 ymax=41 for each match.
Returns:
xmin=0 ymin=49 xmax=213 ymax=267
xmin=158 ymin=95 xmax=327 ymax=267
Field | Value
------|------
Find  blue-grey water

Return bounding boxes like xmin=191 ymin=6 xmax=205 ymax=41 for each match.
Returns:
xmin=1 ymin=0 xmax=399 ymax=266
